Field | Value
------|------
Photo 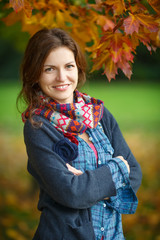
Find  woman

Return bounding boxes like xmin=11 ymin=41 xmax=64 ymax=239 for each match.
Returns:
xmin=19 ymin=28 xmax=142 ymax=240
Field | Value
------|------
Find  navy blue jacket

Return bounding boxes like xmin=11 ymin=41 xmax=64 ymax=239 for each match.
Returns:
xmin=24 ymin=107 xmax=142 ymax=240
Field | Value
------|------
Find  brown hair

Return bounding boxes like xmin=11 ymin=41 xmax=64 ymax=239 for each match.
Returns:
xmin=17 ymin=28 xmax=87 ymax=124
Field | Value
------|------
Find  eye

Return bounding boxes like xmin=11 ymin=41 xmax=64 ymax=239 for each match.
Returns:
xmin=44 ymin=67 xmax=53 ymax=72
xmin=66 ymin=64 xmax=74 ymax=69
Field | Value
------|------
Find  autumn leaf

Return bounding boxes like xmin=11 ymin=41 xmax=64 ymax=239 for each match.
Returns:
xmin=124 ymin=13 xmax=159 ymax=35
xmin=2 ymin=0 xmax=160 ymax=81
xmin=105 ymin=0 xmax=126 ymax=16
xmin=136 ymin=13 xmax=159 ymax=32
xmin=32 ymin=0 xmax=47 ymax=10
xmin=135 ymin=31 xmax=153 ymax=51
xmin=91 ymin=50 xmax=110 ymax=72
xmin=90 ymin=49 xmax=118 ymax=82
xmin=123 ymin=13 xmax=140 ymax=35
xmin=130 ymin=32 xmax=140 ymax=49
xmin=148 ymin=0 xmax=160 ymax=14
xmin=96 ymin=15 xmax=115 ymax=31
xmin=9 ymin=0 xmax=33 ymax=18
xmin=117 ymin=58 xmax=132 ymax=79
xmin=2 ymin=11 xmax=23 ymax=26
xmin=128 ymin=1 xmax=148 ymax=15
xmin=91 ymin=31 xmax=135 ymax=81
xmin=9 ymin=0 xmax=24 ymax=12
xmin=39 ymin=10 xmax=55 ymax=28
xmin=104 ymin=56 xmax=118 ymax=81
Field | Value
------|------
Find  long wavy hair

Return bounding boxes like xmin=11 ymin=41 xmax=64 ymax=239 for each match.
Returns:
xmin=17 ymin=28 xmax=87 ymax=125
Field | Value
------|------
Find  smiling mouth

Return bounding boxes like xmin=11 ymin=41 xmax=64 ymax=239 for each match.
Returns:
xmin=53 ymin=84 xmax=70 ymax=89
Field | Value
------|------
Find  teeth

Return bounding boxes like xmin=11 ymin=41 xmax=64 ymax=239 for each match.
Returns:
xmin=55 ymin=85 xmax=68 ymax=89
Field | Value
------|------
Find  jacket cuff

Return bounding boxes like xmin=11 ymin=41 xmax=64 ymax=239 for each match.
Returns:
xmin=95 ymin=165 xmax=117 ymax=199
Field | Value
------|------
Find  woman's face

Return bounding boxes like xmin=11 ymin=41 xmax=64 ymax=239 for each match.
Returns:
xmin=39 ymin=47 xmax=78 ymax=104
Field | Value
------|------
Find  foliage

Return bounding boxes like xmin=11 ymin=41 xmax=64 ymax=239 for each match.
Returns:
xmin=1 ymin=0 xmax=160 ymax=81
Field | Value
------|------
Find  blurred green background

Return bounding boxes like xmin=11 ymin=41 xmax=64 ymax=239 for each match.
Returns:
xmin=0 ymin=21 xmax=160 ymax=240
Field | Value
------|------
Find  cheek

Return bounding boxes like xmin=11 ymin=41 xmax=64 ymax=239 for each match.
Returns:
xmin=72 ymin=69 xmax=78 ymax=82
xmin=39 ymin=74 xmax=51 ymax=86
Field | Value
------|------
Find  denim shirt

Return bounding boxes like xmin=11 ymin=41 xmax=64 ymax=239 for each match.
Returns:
xmin=72 ymin=123 xmax=138 ymax=240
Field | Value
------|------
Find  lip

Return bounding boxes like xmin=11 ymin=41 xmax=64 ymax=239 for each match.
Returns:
xmin=53 ymin=84 xmax=70 ymax=91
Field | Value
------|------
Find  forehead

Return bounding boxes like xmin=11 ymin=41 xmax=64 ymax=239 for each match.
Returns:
xmin=44 ymin=47 xmax=75 ymax=65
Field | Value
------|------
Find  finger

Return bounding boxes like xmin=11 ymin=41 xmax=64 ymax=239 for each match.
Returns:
xmin=66 ymin=164 xmax=83 ymax=175
xmin=115 ymin=157 xmax=130 ymax=174
xmin=74 ymin=171 xmax=83 ymax=176
xmin=116 ymin=156 xmax=124 ymax=161
xmin=121 ymin=159 xmax=130 ymax=173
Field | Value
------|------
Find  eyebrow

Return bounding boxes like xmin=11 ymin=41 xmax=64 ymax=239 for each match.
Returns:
xmin=44 ymin=61 xmax=75 ymax=67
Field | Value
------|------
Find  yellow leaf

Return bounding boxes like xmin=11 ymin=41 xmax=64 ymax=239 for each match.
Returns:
xmin=22 ymin=13 xmax=42 ymax=35
xmin=7 ymin=229 xmax=27 ymax=240
xmin=148 ymin=0 xmax=160 ymax=14
xmin=48 ymin=0 xmax=66 ymax=10
xmin=33 ymin=0 xmax=47 ymax=10
xmin=39 ymin=10 xmax=55 ymax=28
xmin=91 ymin=51 xmax=110 ymax=73
xmin=23 ymin=0 xmax=33 ymax=18
xmin=104 ymin=57 xmax=118 ymax=81
xmin=136 ymin=13 xmax=159 ymax=32
xmin=91 ymin=31 xmax=134 ymax=80
xmin=105 ymin=0 xmax=126 ymax=15
xmin=56 ymin=10 xmax=65 ymax=28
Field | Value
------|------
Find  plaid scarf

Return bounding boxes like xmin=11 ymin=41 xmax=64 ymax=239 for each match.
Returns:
xmin=22 ymin=90 xmax=104 ymax=139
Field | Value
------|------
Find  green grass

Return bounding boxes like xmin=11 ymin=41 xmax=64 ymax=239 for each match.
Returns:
xmin=0 ymin=80 xmax=160 ymax=134
xmin=0 ymin=81 xmax=23 ymax=134
xmin=82 ymin=80 xmax=160 ymax=133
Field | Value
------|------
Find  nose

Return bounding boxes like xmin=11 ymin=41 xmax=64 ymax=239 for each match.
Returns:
xmin=56 ymin=69 xmax=66 ymax=82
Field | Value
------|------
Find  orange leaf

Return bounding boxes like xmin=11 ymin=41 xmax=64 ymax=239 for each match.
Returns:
xmin=104 ymin=57 xmax=118 ymax=81
xmin=2 ymin=11 xmax=23 ymax=26
xmin=9 ymin=0 xmax=24 ymax=12
xmin=136 ymin=13 xmax=159 ymax=32
xmin=148 ymin=0 xmax=160 ymax=14
xmin=123 ymin=13 xmax=140 ymax=35
xmin=117 ymin=59 xmax=132 ymax=79
xmin=91 ymin=31 xmax=135 ymax=81
xmin=22 ymin=14 xmax=42 ymax=35
xmin=134 ymin=32 xmax=152 ymax=51
xmin=9 ymin=0 xmax=33 ymax=18
xmin=23 ymin=0 xmax=33 ymax=18
xmin=105 ymin=0 xmax=126 ymax=16
xmin=96 ymin=16 xmax=115 ymax=31
xmin=91 ymin=51 xmax=110 ymax=73
xmin=124 ymin=13 xmax=159 ymax=35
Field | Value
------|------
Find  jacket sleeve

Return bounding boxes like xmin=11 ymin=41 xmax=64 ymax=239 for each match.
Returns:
xmin=100 ymin=107 xmax=142 ymax=193
xmin=24 ymin=117 xmax=116 ymax=209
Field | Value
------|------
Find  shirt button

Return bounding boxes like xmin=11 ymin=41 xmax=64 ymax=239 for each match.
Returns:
xmin=101 ymin=227 xmax=104 ymax=232
xmin=98 ymin=160 xmax=101 ymax=165
xmin=89 ymin=137 xmax=93 ymax=141
xmin=103 ymin=203 xmax=106 ymax=207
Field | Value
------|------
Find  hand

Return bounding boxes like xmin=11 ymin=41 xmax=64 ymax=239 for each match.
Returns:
xmin=116 ymin=156 xmax=130 ymax=174
xmin=66 ymin=163 xmax=83 ymax=176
